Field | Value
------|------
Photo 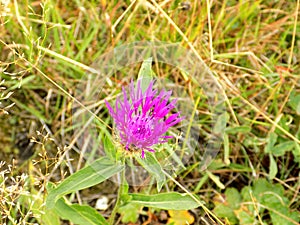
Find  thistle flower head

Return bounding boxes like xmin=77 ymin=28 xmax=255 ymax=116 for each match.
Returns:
xmin=105 ymin=80 xmax=183 ymax=158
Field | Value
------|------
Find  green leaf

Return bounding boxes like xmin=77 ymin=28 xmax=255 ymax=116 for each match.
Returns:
xmin=288 ymin=91 xmax=300 ymax=115
xmin=135 ymin=151 xmax=166 ymax=191
xmin=264 ymin=132 xmax=278 ymax=153
xmin=255 ymin=179 xmax=275 ymax=194
xmin=235 ymin=210 xmax=255 ymax=225
xmin=214 ymin=204 xmax=238 ymax=224
xmin=41 ymin=209 xmax=61 ymax=225
xmin=225 ymin=188 xmax=241 ymax=210
xmin=128 ymin=192 xmax=200 ymax=210
xmin=270 ymin=210 xmax=300 ymax=225
xmin=55 ymin=198 xmax=109 ymax=225
xmin=46 ymin=157 xmax=124 ymax=209
xmin=118 ymin=203 xmax=140 ymax=223
xmin=137 ymin=57 xmax=155 ymax=93
xmin=225 ymin=126 xmax=251 ymax=134
xmin=271 ymin=141 xmax=295 ymax=156
xmin=241 ymin=186 xmax=256 ymax=214
xmin=242 ymin=178 xmax=299 ymax=225
xmin=103 ymin=135 xmax=117 ymax=160
xmin=269 ymin=154 xmax=278 ymax=180
xmin=292 ymin=142 xmax=300 ymax=162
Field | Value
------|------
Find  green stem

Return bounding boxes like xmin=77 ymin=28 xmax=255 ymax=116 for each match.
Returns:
xmin=109 ymin=160 xmax=126 ymax=225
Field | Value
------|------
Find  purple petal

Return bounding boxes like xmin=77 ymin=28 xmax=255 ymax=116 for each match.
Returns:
xmin=141 ymin=149 xmax=145 ymax=158
xmin=105 ymin=79 xmax=183 ymax=158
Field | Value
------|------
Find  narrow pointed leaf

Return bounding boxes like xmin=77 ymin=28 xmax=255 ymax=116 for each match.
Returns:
xmin=135 ymin=152 xmax=166 ymax=191
xmin=129 ymin=192 xmax=200 ymax=210
xmin=269 ymin=153 xmax=278 ymax=180
xmin=271 ymin=141 xmax=295 ymax=156
xmin=47 ymin=157 xmax=124 ymax=208
xmin=55 ymin=198 xmax=109 ymax=225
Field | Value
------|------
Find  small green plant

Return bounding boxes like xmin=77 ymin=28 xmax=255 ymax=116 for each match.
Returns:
xmin=213 ymin=178 xmax=299 ymax=225
xmin=45 ymin=59 xmax=209 ymax=225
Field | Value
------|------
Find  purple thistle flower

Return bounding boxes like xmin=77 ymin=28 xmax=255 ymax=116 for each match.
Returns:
xmin=105 ymin=80 xmax=183 ymax=158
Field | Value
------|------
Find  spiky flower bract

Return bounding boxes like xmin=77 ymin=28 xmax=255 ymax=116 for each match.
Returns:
xmin=105 ymin=80 xmax=183 ymax=158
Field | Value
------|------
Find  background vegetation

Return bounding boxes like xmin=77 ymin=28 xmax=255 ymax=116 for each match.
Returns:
xmin=0 ymin=0 xmax=299 ymax=224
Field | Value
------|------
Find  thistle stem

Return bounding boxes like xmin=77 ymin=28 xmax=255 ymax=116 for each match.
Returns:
xmin=109 ymin=160 xmax=126 ymax=225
